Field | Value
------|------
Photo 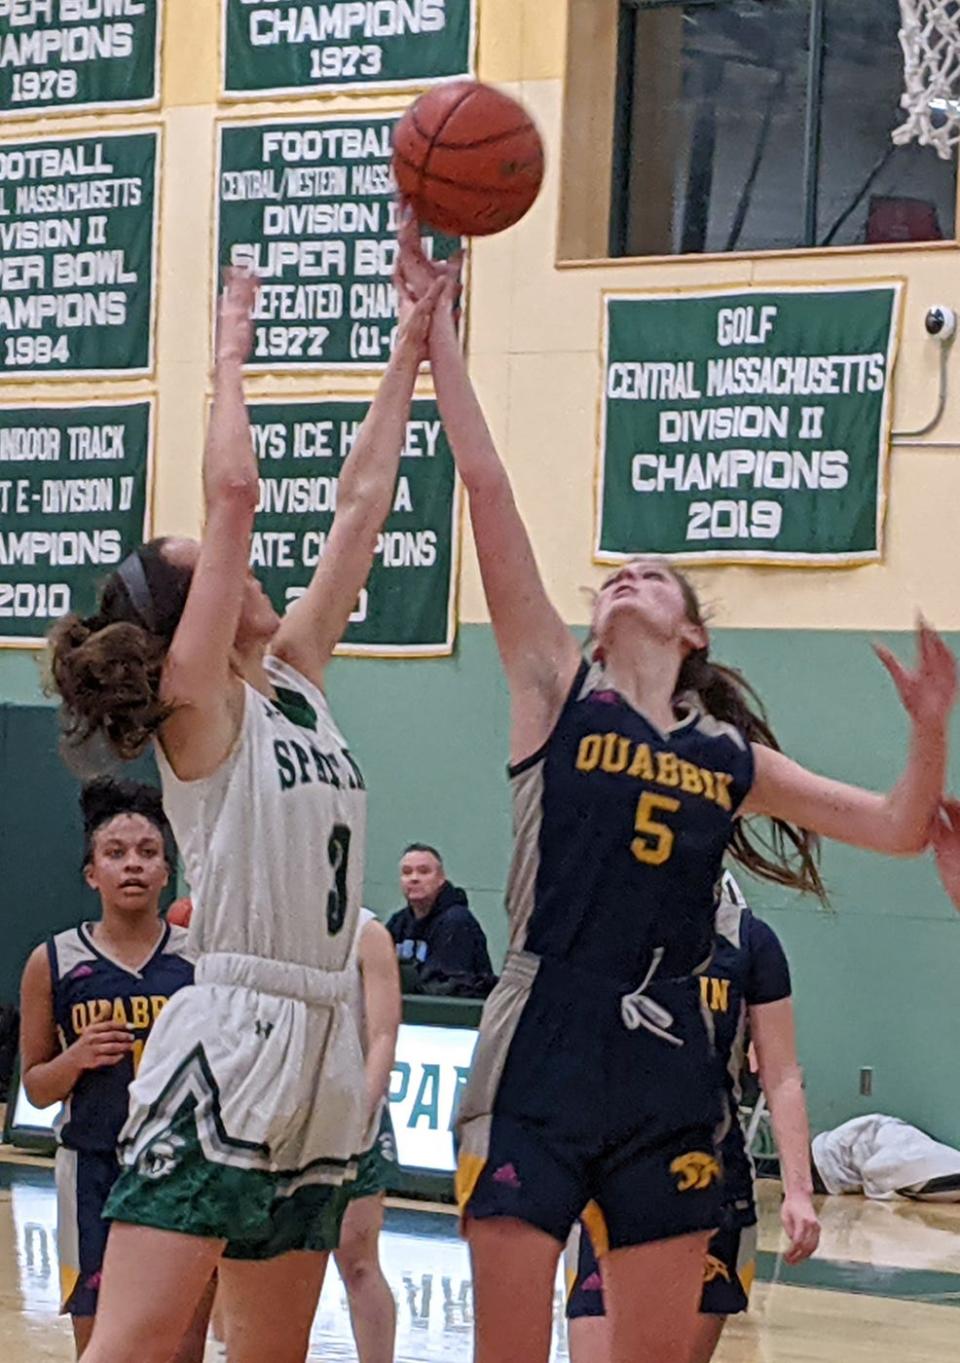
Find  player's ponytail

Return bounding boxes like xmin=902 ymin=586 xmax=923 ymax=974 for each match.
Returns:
xmin=48 ymin=538 xmax=193 ymax=766
xmin=671 ymin=569 xmax=828 ymax=905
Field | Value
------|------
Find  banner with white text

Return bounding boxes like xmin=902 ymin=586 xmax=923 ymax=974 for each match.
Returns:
xmin=597 ymin=285 xmax=902 ymax=565
xmin=222 ymin=0 xmax=473 ymax=96
xmin=249 ymin=398 xmax=458 ymax=655
xmin=216 ymin=117 xmax=460 ymax=371
xmin=0 ymin=401 xmax=151 ymax=645
xmin=0 ymin=1 xmax=161 ymax=116
xmin=0 ymin=130 xmax=159 ymax=377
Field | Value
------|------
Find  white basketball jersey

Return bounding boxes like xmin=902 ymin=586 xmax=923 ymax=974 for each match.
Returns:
xmin=157 ymin=656 xmax=366 ymax=975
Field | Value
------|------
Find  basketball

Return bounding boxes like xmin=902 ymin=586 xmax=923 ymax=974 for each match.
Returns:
xmin=166 ymin=897 xmax=193 ymax=927
xmin=392 ymin=81 xmax=545 ymax=237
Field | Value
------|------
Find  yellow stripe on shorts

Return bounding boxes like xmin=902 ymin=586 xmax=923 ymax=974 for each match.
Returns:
xmin=455 ymin=1152 xmax=487 ymax=1216
xmin=581 ymin=1200 xmax=610 ymax=1258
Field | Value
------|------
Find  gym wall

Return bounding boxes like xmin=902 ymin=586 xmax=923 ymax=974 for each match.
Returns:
xmin=0 ymin=0 xmax=958 ymax=1143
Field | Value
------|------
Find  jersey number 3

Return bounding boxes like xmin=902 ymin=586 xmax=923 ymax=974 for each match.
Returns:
xmin=327 ymin=824 xmax=352 ymax=935
xmin=632 ymin=793 xmax=681 ymax=866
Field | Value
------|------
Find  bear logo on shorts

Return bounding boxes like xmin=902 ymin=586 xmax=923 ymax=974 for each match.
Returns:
xmin=670 ymin=1151 xmax=721 ymax=1192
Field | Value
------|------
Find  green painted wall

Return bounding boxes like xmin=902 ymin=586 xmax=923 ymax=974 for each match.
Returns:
xmin=0 ymin=652 xmax=55 ymax=707
xmin=2 ymin=623 xmax=958 ymax=1146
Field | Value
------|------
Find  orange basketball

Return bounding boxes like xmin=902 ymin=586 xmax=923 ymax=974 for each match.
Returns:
xmin=393 ymin=81 xmax=545 ymax=237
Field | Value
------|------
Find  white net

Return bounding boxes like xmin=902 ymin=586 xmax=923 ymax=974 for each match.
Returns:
xmin=895 ymin=0 xmax=960 ymax=158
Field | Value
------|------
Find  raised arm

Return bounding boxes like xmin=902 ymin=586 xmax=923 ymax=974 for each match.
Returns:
xmin=271 ymin=261 xmax=443 ymax=690
xmin=160 ymin=268 xmax=261 ymax=778
xmin=400 ymin=227 xmax=580 ymax=759
xmin=359 ymin=920 xmax=402 ymax=1127
xmin=20 ymin=945 xmax=133 ymax=1110
xmin=750 ymin=998 xmax=820 ymax=1265
xmin=743 ymin=624 xmax=956 ymax=855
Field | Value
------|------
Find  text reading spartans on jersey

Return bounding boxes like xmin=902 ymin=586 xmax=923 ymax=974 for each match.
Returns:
xmin=576 ymin=734 xmax=736 ymax=809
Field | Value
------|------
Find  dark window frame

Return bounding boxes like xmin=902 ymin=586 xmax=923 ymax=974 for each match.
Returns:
xmin=610 ymin=0 xmax=952 ymax=258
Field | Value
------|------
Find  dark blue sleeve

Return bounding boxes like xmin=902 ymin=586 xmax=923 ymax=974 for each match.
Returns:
xmin=744 ymin=916 xmax=791 ymax=1006
xmin=431 ymin=910 xmax=493 ymax=978
xmin=467 ymin=917 xmax=494 ymax=976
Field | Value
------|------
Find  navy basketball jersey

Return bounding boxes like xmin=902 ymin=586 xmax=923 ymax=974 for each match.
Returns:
xmin=48 ymin=922 xmax=194 ymax=1152
xmin=703 ymin=872 xmax=791 ymax=1221
xmin=506 ymin=662 xmax=755 ymax=981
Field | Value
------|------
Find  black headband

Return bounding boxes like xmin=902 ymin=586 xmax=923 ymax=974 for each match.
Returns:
xmin=117 ymin=552 xmax=157 ymax=632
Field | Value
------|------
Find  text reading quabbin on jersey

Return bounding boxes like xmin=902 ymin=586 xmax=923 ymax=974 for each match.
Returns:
xmin=576 ymin=733 xmax=735 ymax=812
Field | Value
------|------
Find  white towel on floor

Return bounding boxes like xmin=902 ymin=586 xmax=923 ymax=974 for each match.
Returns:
xmin=812 ymin=1115 xmax=960 ymax=1201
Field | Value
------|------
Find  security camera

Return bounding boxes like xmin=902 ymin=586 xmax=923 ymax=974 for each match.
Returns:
xmin=925 ymin=305 xmax=957 ymax=341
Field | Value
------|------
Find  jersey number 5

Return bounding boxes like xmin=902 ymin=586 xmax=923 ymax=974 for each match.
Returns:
xmin=632 ymin=793 xmax=681 ymax=866
xmin=327 ymin=824 xmax=352 ymax=935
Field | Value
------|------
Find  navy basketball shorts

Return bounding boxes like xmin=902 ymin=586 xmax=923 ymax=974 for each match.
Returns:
xmin=55 ymin=1146 xmax=121 ymax=1317
xmin=567 ymin=1206 xmax=758 ymax=1319
xmin=458 ymin=956 xmax=726 ymax=1251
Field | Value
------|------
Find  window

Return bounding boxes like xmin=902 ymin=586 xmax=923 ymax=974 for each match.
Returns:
xmin=610 ymin=0 xmax=958 ymax=256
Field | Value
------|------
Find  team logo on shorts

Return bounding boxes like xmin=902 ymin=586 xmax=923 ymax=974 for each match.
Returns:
xmin=378 ymin=1127 xmax=398 ymax=1165
xmin=138 ymin=1132 xmax=187 ymax=1181
xmin=703 ymin=1253 xmax=732 ymax=1284
xmin=670 ymin=1151 xmax=721 ymax=1192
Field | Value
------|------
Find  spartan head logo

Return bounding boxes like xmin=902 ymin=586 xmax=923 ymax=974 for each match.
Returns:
xmin=670 ymin=1151 xmax=721 ymax=1193
xmin=138 ymin=1132 xmax=187 ymax=1181
xmin=378 ymin=1125 xmax=397 ymax=1164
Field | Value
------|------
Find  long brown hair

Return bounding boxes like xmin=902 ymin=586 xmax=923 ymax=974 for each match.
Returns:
xmin=48 ymin=538 xmax=193 ymax=764
xmin=670 ymin=568 xmax=827 ymax=903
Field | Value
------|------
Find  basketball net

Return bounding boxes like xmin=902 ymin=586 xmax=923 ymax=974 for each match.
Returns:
xmin=894 ymin=0 xmax=960 ymax=158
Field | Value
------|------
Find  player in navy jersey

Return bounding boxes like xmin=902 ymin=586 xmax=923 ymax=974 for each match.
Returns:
xmin=399 ymin=229 xmax=956 ymax=1363
xmin=19 ymin=779 xmax=202 ymax=1359
xmin=567 ymin=870 xmax=820 ymax=1363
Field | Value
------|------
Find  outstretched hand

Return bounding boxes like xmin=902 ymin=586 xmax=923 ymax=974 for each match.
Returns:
xmin=395 ymin=200 xmax=463 ymax=326
xmin=216 ymin=265 xmax=259 ymax=365
xmin=874 ymin=620 xmax=958 ymax=730
xmin=933 ymin=798 xmax=960 ymax=911
xmin=393 ymin=267 xmax=445 ymax=367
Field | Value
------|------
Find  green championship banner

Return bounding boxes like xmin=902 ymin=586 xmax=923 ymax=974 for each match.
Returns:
xmin=0 ymin=1 xmax=161 ymax=116
xmin=0 ymin=401 xmax=151 ymax=645
xmin=216 ymin=117 xmax=460 ymax=371
xmin=0 ymin=130 xmax=159 ymax=377
xmin=598 ymin=285 xmax=903 ymax=565
xmin=222 ymin=0 xmax=473 ymax=96
xmin=249 ymin=399 xmax=458 ymax=654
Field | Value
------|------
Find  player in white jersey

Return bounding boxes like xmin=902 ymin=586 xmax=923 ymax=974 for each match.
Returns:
xmin=334 ymin=909 xmax=402 ymax=1363
xmin=48 ymin=253 xmax=444 ymax=1363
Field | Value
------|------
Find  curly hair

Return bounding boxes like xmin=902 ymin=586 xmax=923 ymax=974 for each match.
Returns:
xmin=80 ymin=777 xmax=173 ymax=870
xmin=49 ymin=538 xmax=193 ymax=765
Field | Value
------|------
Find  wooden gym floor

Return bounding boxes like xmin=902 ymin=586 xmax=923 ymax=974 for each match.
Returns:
xmin=0 ymin=1153 xmax=958 ymax=1361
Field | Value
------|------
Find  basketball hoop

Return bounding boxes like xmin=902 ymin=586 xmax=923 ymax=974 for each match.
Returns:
xmin=894 ymin=0 xmax=960 ymax=158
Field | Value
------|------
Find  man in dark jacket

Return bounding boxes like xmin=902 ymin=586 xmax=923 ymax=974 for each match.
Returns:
xmin=386 ymin=844 xmax=496 ymax=997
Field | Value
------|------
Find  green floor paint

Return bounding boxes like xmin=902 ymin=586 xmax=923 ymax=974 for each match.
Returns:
xmin=754 ymin=1247 xmax=960 ymax=1306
